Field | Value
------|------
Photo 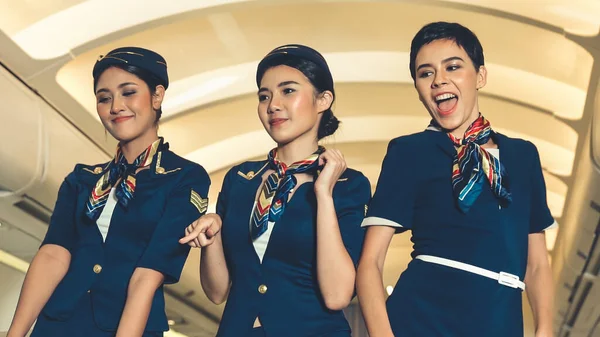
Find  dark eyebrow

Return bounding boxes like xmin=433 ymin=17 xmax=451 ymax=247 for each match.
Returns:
xmin=416 ymin=56 xmax=465 ymax=72
xmin=278 ymin=80 xmax=299 ymax=87
xmin=258 ymin=80 xmax=300 ymax=94
xmin=95 ymin=82 xmax=138 ymax=95
xmin=442 ymin=56 xmax=464 ymax=64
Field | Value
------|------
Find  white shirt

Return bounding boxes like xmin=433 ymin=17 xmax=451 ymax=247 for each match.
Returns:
xmin=96 ymin=188 xmax=118 ymax=242
xmin=487 ymin=148 xmax=499 ymax=160
xmin=250 ymin=201 xmax=275 ymax=263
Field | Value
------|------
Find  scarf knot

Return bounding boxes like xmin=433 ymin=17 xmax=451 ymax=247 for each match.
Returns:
xmin=250 ymin=146 xmax=324 ymax=240
xmin=429 ymin=115 xmax=512 ymax=212
xmin=85 ymin=138 xmax=163 ymax=220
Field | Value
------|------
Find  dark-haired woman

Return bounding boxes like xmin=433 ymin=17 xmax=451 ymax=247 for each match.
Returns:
xmin=357 ymin=22 xmax=554 ymax=337
xmin=180 ymin=44 xmax=371 ymax=337
xmin=8 ymin=47 xmax=211 ymax=337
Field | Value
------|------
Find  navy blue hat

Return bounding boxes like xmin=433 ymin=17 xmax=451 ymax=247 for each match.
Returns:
xmin=93 ymin=47 xmax=169 ymax=89
xmin=256 ymin=44 xmax=331 ymax=87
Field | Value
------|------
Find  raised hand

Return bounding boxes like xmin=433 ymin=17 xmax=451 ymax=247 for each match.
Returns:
xmin=179 ymin=213 xmax=222 ymax=248
xmin=314 ymin=149 xmax=347 ymax=197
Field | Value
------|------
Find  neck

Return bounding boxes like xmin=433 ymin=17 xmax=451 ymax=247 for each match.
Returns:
xmin=119 ymin=129 xmax=159 ymax=164
xmin=450 ymin=109 xmax=480 ymax=139
xmin=276 ymin=134 xmax=319 ymax=166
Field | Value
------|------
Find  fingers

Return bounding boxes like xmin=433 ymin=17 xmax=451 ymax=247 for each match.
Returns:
xmin=320 ymin=149 xmax=347 ymax=174
xmin=206 ymin=221 xmax=221 ymax=238
xmin=188 ymin=226 xmax=201 ymax=247
xmin=179 ymin=222 xmax=199 ymax=244
xmin=179 ymin=215 xmax=222 ymax=248
xmin=206 ymin=228 xmax=214 ymax=238
xmin=314 ymin=149 xmax=348 ymax=196
xmin=318 ymin=151 xmax=328 ymax=167
xmin=187 ymin=235 xmax=212 ymax=248
xmin=198 ymin=234 xmax=216 ymax=247
xmin=179 ymin=219 xmax=209 ymax=244
xmin=330 ymin=149 xmax=347 ymax=169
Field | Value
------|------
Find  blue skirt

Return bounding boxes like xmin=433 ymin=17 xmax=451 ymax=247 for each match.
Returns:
xmin=31 ymin=292 xmax=162 ymax=337
xmin=388 ymin=259 xmax=524 ymax=337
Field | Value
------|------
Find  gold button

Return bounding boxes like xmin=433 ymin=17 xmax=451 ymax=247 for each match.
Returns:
xmin=246 ymin=171 xmax=255 ymax=179
xmin=93 ymin=264 xmax=102 ymax=274
xmin=258 ymin=284 xmax=268 ymax=294
xmin=156 ymin=167 xmax=165 ymax=174
xmin=93 ymin=167 xmax=103 ymax=174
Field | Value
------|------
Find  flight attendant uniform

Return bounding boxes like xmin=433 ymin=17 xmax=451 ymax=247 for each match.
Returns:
xmin=31 ymin=138 xmax=210 ymax=337
xmin=362 ymin=120 xmax=555 ymax=337
xmin=215 ymin=155 xmax=371 ymax=337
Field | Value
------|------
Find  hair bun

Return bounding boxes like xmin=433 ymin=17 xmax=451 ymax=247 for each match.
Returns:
xmin=318 ymin=109 xmax=340 ymax=139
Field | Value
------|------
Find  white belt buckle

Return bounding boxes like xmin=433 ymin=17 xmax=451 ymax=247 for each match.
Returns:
xmin=498 ymin=271 xmax=520 ymax=289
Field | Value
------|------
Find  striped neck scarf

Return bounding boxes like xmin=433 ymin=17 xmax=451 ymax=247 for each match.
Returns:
xmin=250 ymin=146 xmax=324 ymax=240
xmin=428 ymin=115 xmax=511 ymax=212
xmin=85 ymin=138 xmax=163 ymax=220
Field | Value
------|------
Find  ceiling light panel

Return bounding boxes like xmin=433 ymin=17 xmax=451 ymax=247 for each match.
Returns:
xmin=4 ymin=0 xmax=252 ymax=60
xmin=440 ymin=0 xmax=600 ymax=36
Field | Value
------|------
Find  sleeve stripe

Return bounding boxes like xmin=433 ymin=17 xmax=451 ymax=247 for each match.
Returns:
xmin=542 ymin=220 xmax=559 ymax=232
xmin=361 ymin=216 xmax=403 ymax=228
xmin=190 ymin=189 xmax=208 ymax=214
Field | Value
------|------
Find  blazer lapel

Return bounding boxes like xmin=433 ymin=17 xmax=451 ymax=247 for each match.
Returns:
xmin=426 ymin=130 xmax=456 ymax=158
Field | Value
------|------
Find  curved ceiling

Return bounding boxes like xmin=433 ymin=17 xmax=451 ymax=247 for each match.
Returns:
xmin=2 ymin=0 xmax=599 ymax=60
xmin=1 ymin=0 xmax=597 ymax=333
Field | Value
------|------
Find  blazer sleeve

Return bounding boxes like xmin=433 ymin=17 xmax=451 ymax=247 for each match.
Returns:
xmin=335 ymin=172 xmax=371 ymax=266
xmin=136 ymin=165 xmax=211 ymax=284
xmin=216 ymin=166 xmax=237 ymax=220
xmin=41 ymin=168 xmax=79 ymax=254
xmin=362 ymin=139 xmax=417 ymax=232
xmin=528 ymin=142 xmax=555 ymax=233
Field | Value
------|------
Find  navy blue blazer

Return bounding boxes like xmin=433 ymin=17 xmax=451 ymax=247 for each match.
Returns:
xmin=364 ymin=130 xmax=555 ymax=336
xmin=216 ymin=160 xmax=371 ymax=337
xmin=40 ymin=147 xmax=210 ymax=332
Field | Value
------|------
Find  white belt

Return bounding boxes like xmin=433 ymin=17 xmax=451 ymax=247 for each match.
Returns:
xmin=415 ymin=255 xmax=525 ymax=290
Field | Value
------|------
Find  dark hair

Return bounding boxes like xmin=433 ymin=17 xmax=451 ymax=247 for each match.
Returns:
xmin=409 ymin=22 xmax=485 ymax=81
xmin=93 ymin=64 xmax=166 ymax=124
xmin=257 ymin=57 xmax=339 ymax=140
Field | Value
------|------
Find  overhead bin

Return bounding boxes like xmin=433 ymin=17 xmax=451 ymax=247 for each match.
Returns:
xmin=0 ymin=65 xmax=109 ymax=212
xmin=0 ymin=66 xmax=44 ymax=197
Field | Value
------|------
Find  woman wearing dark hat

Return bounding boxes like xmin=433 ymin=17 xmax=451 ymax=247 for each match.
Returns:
xmin=7 ymin=47 xmax=211 ymax=337
xmin=357 ymin=22 xmax=554 ymax=337
xmin=180 ymin=44 xmax=371 ymax=337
